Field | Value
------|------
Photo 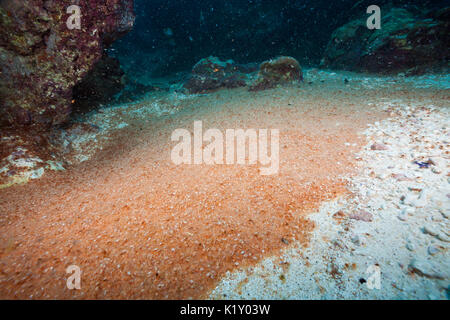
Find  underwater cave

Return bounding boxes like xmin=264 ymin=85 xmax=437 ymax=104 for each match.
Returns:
xmin=0 ymin=0 xmax=449 ymax=305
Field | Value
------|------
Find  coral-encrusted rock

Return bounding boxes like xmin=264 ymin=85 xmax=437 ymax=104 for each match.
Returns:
xmin=72 ymin=55 xmax=126 ymax=114
xmin=183 ymin=56 xmax=255 ymax=94
xmin=0 ymin=0 xmax=135 ymax=131
xmin=320 ymin=7 xmax=450 ymax=74
xmin=249 ymin=56 xmax=303 ymax=91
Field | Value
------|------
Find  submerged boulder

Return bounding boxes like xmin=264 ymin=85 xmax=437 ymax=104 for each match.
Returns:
xmin=321 ymin=7 xmax=450 ymax=74
xmin=0 ymin=0 xmax=135 ymax=131
xmin=184 ymin=56 xmax=303 ymax=93
xmin=249 ymin=56 xmax=303 ymax=91
xmin=183 ymin=56 xmax=256 ymax=94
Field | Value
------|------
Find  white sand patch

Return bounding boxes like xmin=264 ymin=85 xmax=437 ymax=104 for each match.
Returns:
xmin=209 ymin=101 xmax=449 ymax=300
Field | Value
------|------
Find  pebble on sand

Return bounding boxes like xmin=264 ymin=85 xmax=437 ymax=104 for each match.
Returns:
xmin=370 ymin=143 xmax=389 ymax=151
xmin=349 ymin=210 xmax=373 ymax=222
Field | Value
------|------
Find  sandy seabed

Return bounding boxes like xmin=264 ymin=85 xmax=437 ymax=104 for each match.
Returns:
xmin=0 ymin=70 xmax=448 ymax=299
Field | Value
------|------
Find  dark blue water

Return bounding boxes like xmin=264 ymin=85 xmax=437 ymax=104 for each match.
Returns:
xmin=110 ymin=0 xmax=449 ymax=77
